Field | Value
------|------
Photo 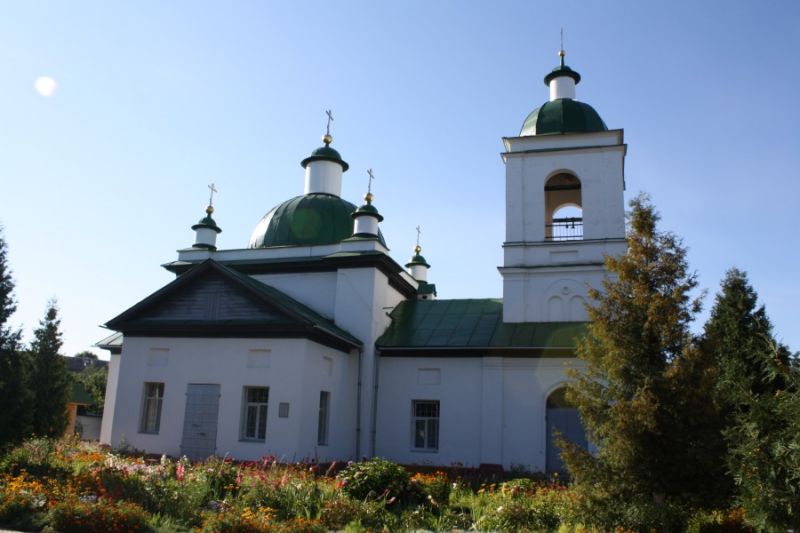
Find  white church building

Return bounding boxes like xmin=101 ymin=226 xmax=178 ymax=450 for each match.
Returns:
xmin=98 ymin=51 xmax=626 ymax=473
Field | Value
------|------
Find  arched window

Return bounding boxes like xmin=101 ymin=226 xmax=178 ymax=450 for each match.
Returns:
xmin=545 ymin=386 xmax=588 ymax=474
xmin=544 ymin=173 xmax=582 ymax=241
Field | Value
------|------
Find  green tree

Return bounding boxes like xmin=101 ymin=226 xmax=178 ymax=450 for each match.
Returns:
xmin=0 ymin=227 xmax=32 ymax=447
xmin=561 ymin=194 xmax=727 ymax=531
xmin=74 ymin=364 xmax=108 ymax=414
xmin=29 ymin=299 xmax=70 ymax=437
xmin=703 ymin=269 xmax=799 ymax=530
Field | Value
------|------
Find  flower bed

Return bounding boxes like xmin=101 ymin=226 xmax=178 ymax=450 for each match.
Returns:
xmin=0 ymin=437 xmax=750 ymax=532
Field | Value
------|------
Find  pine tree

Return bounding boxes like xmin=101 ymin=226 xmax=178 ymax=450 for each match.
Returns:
xmin=703 ymin=269 xmax=799 ymax=530
xmin=29 ymin=299 xmax=70 ymax=437
xmin=0 ymin=227 xmax=32 ymax=447
xmin=561 ymin=194 xmax=727 ymax=530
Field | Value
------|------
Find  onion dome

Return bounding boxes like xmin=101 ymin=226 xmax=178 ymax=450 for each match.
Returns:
xmin=192 ymin=205 xmax=222 ymax=250
xmin=352 ymin=190 xmax=385 ymax=239
xmin=520 ymin=49 xmax=607 ymax=136
xmin=248 ymin=193 xmax=387 ymax=248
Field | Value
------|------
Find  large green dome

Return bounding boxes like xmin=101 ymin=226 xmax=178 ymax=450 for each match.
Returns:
xmin=249 ymin=193 xmax=386 ymax=248
xmin=520 ymin=98 xmax=607 ymax=136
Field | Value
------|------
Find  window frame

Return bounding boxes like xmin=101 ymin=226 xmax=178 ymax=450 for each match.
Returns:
xmin=317 ymin=391 xmax=330 ymax=446
xmin=139 ymin=382 xmax=164 ymax=434
xmin=411 ymin=399 xmax=439 ymax=452
xmin=240 ymin=386 xmax=269 ymax=442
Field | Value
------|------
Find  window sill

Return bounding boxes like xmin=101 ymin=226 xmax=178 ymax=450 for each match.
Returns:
xmin=239 ymin=438 xmax=266 ymax=443
xmin=139 ymin=430 xmax=159 ymax=435
xmin=411 ymin=448 xmax=439 ymax=453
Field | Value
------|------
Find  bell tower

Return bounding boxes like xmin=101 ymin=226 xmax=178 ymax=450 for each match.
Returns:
xmin=499 ymin=49 xmax=627 ymax=323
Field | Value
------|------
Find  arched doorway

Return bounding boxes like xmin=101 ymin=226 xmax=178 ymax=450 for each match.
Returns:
xmin=545 ymin=386 xmax=588 ymax=474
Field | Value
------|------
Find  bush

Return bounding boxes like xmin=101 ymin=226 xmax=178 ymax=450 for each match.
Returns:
xmin=686 ymin=508 xmax=754 ymax=533
xmin=336 ymin=457 xmax=416 ymax=505
xmin=48 ymin=498 xmax=149 ymax=533
xmin=410 ymin=471 xmax=451 ymax=508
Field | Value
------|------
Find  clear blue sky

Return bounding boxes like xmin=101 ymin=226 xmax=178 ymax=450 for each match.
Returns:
xmin=1 ymin=1 xmax=798 ymax=358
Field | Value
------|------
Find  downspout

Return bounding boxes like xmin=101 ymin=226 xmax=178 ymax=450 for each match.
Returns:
xmin=355 ymin=347 xmax=363 ymax=459
xmin=370 ymin=346 xmax=381 ymax=458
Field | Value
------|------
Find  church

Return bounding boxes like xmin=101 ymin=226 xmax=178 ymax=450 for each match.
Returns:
xmin=98 ymin=50 xmax=626 ymax=473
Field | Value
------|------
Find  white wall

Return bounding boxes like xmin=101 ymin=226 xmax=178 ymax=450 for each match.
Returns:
xmin=252 ymin=272 xmax=339 ymax=319
xmin=375 ymin=356 xmax=580 ymax=471
xmin=106 ymin=337 xmax=357 ymax=461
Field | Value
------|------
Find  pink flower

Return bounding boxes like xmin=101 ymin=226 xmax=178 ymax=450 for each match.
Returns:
xmin=236 ymin=469 xmax=243 ymax=486
xmin=176 ymin=462 xmax=185 ymax=482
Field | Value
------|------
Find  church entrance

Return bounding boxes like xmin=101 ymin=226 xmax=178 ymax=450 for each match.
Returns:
xmin=180 ymin=383 xmax=221 ymax=460
xmin=545 ymin=386 xmax=587 ymax=474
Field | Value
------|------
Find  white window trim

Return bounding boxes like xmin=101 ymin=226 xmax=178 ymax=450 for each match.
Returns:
xmin=411 ymin=399 xmax=439 ymax=452
xmin=240 ymin=386 xmax=269 ymax=442
xmin=139 ymin=382 xmax=164 ymax=434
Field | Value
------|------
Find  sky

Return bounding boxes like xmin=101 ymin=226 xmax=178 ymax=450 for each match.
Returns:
xmin=1 ymin=1 xmax=798 ymax=358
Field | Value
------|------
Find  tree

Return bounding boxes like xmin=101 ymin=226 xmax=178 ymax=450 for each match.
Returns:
xmin=703 ymin=269 xmax=800 ymax=530
xmin=561 ymin=194 xmax=727 ymax=530
xmin=74 ymin=363 xmax=108 ymax=415
xmin=29 ymin=300 xmax=70 ymax=437
xmin=0 ymin=227 xmax=32 ymax=447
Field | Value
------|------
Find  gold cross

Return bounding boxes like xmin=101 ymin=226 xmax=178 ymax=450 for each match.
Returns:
xmin=416 ymin=225 xmax=422 ymax=247
xmin=325 ymin=109 xmax=334 ymax=136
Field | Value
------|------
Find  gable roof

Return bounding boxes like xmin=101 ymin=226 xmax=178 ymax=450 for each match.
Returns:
xmin=105 ymin=260 xmax=361 ymax=352
xmin=376 ymin=299 xmax=586 ymax=357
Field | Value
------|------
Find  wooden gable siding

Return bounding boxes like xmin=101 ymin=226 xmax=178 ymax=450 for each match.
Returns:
xmin=139 ymin=275 xmax=283 ymax=322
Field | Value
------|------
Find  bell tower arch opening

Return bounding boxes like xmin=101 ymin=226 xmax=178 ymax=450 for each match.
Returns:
xmin=544 ymin=172 xmax=582 ymax=241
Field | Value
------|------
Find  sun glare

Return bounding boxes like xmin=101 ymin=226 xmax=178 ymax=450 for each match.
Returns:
xmin=34 ymin=76 xmax=58 ymax=97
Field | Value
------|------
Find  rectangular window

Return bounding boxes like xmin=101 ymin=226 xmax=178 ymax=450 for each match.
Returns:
xmin=317 ymin=391 xmax=330 ymax=446
xmin=412 ymin=400 xmax=439 ymax=451
xmin=242 ymin=387 xmax=269 ymax=441
xmin=140 ymin=382 xmax=164 ymax=434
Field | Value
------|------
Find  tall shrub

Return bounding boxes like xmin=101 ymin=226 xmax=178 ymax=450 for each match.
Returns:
xmin=0 ymin=227 xmax=32 ymax=447
xmin=29 ymin=300 xmax=70 ymax=437
xmin=562 ymin=194 xmax=726 ymax=530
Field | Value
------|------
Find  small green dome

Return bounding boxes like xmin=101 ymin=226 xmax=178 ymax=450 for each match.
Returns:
xmin=192 ymin=215 xmax=221 ymax=233
xmin=301 ymin=145 xmax=349 ymax=171
xmin=406 ymin=253 xmax=430 ymax=269
xmin=249 ymin=193 xmax=386 ymax=248
xmin=544 ymin=65 xmax=581 ymax=85
xmin=520 ymin=98 xmax=607 ymax=136
xmin=352 ymin=202 xmax=384 ymax=221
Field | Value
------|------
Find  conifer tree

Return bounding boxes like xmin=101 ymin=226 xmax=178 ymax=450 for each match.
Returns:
xmin=29 ymin=299 xmax=70 ymax=437
xmin=561 ymin=194 xmax=726 ymax=530
xmin=703 ymin=269 xmax=799 ymax=530
xmin=0 ymin=227 xmax=32 ymax=447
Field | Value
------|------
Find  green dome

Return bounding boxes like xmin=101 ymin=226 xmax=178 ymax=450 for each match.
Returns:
xmin=352 ymin=202 xmax=384 ymax=221
xmin=249 ymin=193 xmax=386 ymax=248
xmin=301 ymin=145 xmax=349 ymax=171
xmin=520 ymin=98 xmax=607 ymax=136
xmin=406 ymin=253 xmax=430 ymax=268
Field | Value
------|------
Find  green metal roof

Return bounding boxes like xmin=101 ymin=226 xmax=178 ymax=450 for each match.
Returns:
xmin=352 ymin=202 xmax=384 ymax=221
xmin=543 ymin=64 xmax=581 ymax=85
xmin=376 ymin=299 xmax=586 ymax=355
xmin=406 ymin=253 xmax=430 ymax=268
xmin=520 ymin=98 xmax=607 ymax=136
xmin=192 ymin=214 xmax=222 ymax=233
xmin=301 ymin=145 xmax=349 ymax=171
xmin=248 ymin=193 xmax=387 ymax=248
xmin=417 ymin=282 xmax=437 ymax=296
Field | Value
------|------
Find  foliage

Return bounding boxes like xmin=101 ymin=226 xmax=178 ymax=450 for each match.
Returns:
xmin=29 ymin=300 xmax=70 ymax=437
xmin=73 ymin=364 xmax=108 ymax=415
xmin=336 ymin=457 xmax=417 ymax=505
xmin=562 ymin=194 xmax=725 ymax=530
xmin=48 ymin=497 xmax=149 ymax=533
xmin=685 ymin=507 xmax=753 ymax=533
xmin=702 ymin=269 xmax=800 ymax=531
xmin=0 ymin=228 xmax=32 ymax=448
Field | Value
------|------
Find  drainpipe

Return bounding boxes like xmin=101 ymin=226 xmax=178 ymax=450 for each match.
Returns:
xmin=370 ymin=347 xmax=381 ymax=458
xmin=355 ymin=347 xmax=362 ymax=459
